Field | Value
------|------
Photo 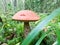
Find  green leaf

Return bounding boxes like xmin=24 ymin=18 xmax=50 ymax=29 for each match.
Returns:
xmin=35 ymin=33 xmax=47 ymax=45
xmin=35 ymin=29 xmax=51 ymax=45
xmin=55 ymin=25 xmax=60 ymax=45
xmin=21 ymin=8 xmax=60 ymax=45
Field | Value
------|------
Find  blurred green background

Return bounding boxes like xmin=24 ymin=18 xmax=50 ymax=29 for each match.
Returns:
xmin=0 ymin=0 xmax=60 ymax=45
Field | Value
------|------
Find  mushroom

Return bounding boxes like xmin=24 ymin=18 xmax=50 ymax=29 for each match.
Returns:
xmin=12 ymin=10 xmax=40 ymax=37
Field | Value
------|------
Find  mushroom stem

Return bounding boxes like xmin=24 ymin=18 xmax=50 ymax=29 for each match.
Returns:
xmin=24 ymin=22 xmax=30 ymax=37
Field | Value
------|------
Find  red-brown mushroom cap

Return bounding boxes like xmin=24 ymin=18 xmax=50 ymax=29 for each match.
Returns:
xmin=12 ymin=10 xmax=40 ymax=22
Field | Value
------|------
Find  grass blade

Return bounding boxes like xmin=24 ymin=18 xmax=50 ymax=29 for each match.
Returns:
xmin=35 ymin=29 xmax=51 ymax=45
xmin=21 ymin=8 xmax=60 ymax=45
xmin=35 ymin=33 xmax=47 ymax=45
